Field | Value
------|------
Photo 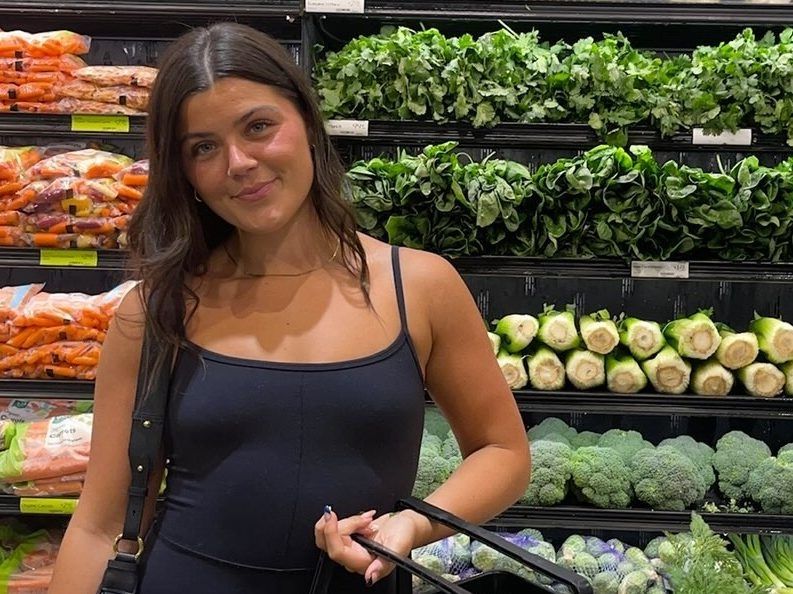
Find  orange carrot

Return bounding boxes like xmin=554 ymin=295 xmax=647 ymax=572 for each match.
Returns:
xmin=122 ymin=173 xmax=148 ymax=187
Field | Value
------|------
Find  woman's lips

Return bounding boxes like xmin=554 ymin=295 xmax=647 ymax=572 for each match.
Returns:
xmin=233 ymin=179 xmax=277 ymax=202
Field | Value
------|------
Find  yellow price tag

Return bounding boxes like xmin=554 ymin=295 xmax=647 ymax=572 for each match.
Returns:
xmin=20 ymin=498 xmax=78 ymax=515
xmin=39 ymin=249 xmax=98 ymax=267
xmin=71 ymin=114 xmax=130 ymax=133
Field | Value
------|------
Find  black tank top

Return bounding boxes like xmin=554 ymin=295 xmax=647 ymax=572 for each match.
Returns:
xmin=157 ymin=246 xmax=427 ymax=571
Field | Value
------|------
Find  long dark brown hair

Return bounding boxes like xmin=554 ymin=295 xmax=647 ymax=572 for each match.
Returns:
xmin=128 ymin=22 xmax=369 ymax=358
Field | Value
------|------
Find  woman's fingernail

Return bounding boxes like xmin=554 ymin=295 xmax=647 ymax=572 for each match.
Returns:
xmin=366 ymin=577 xmax=373 ymax=587
xmin=323 ymin=505 xmax=332 ymax=518
xmin=369 ymin=572 xmax=379 ymax=586
xmin=362 ymin=509 xmax=377 ymax=517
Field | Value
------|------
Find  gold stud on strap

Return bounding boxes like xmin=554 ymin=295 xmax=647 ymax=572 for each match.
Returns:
xmin=112 ymin=534 xmax=145 ymax=561
xmin=142 ymin=420 xmax=152 ymax=428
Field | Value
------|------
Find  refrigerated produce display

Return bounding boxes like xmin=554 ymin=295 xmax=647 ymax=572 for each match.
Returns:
xmin=2 ymin=1 xmax=793 ymax=593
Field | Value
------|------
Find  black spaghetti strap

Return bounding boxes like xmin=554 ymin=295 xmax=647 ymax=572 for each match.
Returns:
xmin=391 ymin=245 xmax=409 ymax=331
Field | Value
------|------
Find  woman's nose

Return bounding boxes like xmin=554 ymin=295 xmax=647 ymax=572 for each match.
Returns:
xmin=227 ymin=144 xmax=257 ymax=177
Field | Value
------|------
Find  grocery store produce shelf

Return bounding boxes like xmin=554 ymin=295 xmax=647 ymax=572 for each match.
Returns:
xmin=513 ymin=390 xmax=793 ymax=420
xmin=0 ymin=114 xmax=145 ymax=140
xmin=491 ymin=506 xmax=793 ymax=534
xmin=0 ymin=248 xmax=127 ymax=271
xmin=4 ymin=0 xmax=300 ymax=16
xmin=335 ymin=1 xmax=793 ymax=24
xmin=330 ymin=121 xmax=792 ymax=152
xmin=0 ymin=380 xmax=94 ymax=401
xmin=452 ymin=257 xmax=793 ymax=282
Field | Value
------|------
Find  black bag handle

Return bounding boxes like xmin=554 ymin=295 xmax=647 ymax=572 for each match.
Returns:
xmin=97 ymin=321 xmax=172 ymax=594
xmin=351 ymin=497 xmax=593 ymax=594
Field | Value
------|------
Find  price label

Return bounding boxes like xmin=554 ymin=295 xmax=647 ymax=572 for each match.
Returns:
xmin=692 ymin=128 xmax=752 ymax=146
xmin=305 ymin=0 xmax=364 ymax=12
xmin=39 ymin=249 xmax=98 ymax=268
xmin=631 ymin=261 xmax=690 ymax=279
xmin=20 ymin=498 xmax=78 ymax=515
xmin=71 ymin=114 xmax=130 ymax=133
xmin=325 ymin=119 xmax=369 ymax=137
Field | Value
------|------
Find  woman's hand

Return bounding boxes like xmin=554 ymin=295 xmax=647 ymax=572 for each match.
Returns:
xmin=315 ymin=507 xmax=421 ymax=585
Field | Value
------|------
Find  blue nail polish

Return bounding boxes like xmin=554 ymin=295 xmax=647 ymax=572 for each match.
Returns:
xmin=324 ymin=505 xmax=332 ymax=516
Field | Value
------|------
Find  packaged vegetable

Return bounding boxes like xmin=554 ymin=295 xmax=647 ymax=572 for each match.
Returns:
xmin=56 ymin=79 xmax=148 ymax=111
xmin=0 ymin=286 xmax=43 ymax=324
xmin=46 ymin=96 xmax=144 ymax=115
xmin=23 ymin=231 xmax=122 ymax=250
xmin=7 ymin=562 xmax=56 ymax=594
xmin=0 ymin=70 xmax=68 ymax=86
xmin=0 ymin=30 xmax=90 ymax=58
xmin=2 ymin=363 xmax=96 ymax=380
xmin=13 ymin=291 xmax=103 ymax=328
xmin=114 ymin=159 xmax=148 ymax=187
xmin=25 ymin=149 xmax=133 ymax=181
xmin=0 ymin=55 xmax=85 ymax=74
xmin=0 ymin=341 xmax=102 ymax=373
xmin=0 ymin=226 xmax=24 ymax=247
xmin=0 ymin=399 xmax=92 ymax=423
xmin=73 ymin=65 xmax=157 ymax=88
xmin=5 ymin=473 xmax=85 ymax=497
xmin=24 ymin=213 xmax=129 ymax=235
xmin=4 ymin=325 xmax=106 ymax=349
xmin=0 ymin=83 xmax=55 ymax=102
xmin=0 ymin=147 xmax=44 ymax=182
xmin=21 ymin=178 xmax=131 ymax=218
xmin=0 ymin=413 xmax=92 ymax=482
xmin=0 ymin=181 xmax=51 ymax=212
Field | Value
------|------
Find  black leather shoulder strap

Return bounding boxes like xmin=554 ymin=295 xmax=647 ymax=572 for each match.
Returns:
xmin=121 ymin=323 xmax=171 ymax=542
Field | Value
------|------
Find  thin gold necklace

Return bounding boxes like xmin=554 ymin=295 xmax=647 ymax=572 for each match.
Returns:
xmin=225 ymin=240 xmax=341 ymax=278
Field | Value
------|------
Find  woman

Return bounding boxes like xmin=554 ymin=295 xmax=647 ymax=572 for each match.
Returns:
xmin=48 ymin=22 xmax=529 ymax=594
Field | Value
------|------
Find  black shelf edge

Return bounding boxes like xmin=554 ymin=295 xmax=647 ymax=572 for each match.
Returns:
xmin=0 ymin=380 xmax=94 ymax=401
xmin=0 ymin=248 xmax=128 ymax=271
xmin=0 ymin=114 xmax=146 ymax=141
xmin=452 ymin=257 xmax=793 ymax=282
xmin=513 ymin=390 xmax=793 ymax=419
xmin=343 ymin=2 xmax=793 ymax=24
xmin=331 ymin=121 xmax=793 ymax=152
xmin=489 ymin=506 xmax=793 ymax=534
xmin=4 ymin=1 xmax=301 ymax=17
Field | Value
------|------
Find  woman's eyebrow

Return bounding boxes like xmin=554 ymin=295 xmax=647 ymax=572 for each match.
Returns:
xmin=181 ymin=105 xmax=281 ymax=144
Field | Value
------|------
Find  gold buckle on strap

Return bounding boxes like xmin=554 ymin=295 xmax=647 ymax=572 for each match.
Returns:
xmin=112 ymin=534 xmax=145 ymax=561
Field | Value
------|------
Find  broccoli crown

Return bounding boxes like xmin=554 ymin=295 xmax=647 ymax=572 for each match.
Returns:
xmin=746 ymin=450 xmax=793 ymax=514
xmin=413 ymin=435 xmax=456 ymax=498
xmin=528 ymin=417 xmax=578 ymax=443
xmin=441 ymin=431 xmax=462 ymax=460
xmin=570 ymin=430 xmax=603 ymax=450
xmin=539 ymin=432 xmax=573 ymax=447
xmin=520 ymin=440 xmax=573 ymax=506
xmin=780 ymin=443 xmax=793 ymax=456
xmin=598 ymin=429 xmax=654 ymax=465
xmin=630 ymin=446 xmax=705 ymax=511
xmin=423 ymin=408 xmax=451 ymax=438
xmin=571 ymin=446 xmax=633 ymax=509
xmin=713 ymin=430 xmax=772 ymax=501
xmin=658 ymin=435 xmax=716 ymax=493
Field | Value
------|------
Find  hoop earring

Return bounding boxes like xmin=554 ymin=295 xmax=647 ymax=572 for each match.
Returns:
xmin=194 ymin=189 xmax=203 ymax=203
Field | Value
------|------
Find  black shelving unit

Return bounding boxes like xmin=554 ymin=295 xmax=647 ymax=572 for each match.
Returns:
xmin=0 ymin=114 xmax=146 ymax=141
xmin=491 ymin=507 xmax=793 ymax=535
xmin=0 ymin=380 xmax=94 ymax=401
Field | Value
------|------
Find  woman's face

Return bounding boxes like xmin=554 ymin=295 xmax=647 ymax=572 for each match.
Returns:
xmin=179 ymin=77 xmax=315 ymax=236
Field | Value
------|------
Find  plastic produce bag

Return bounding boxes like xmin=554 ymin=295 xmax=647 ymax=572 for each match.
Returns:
xmin=0 ymin=399 xmax=92 ymax=423
xmin=0 ymin=413 xmax=92 ymax=482
xmin=73 ymin=65 xmax=157 ymax=88
xmin=45 ymin=96 xmax=144 ymax=116
xmin=0 ymin=147 xmax=44 ymax=182
xmin=0 ymin=226 xmax=24 ymax=247
xmin=5 ymin=472 xmax=85 ymax=497
xmin=20 ymin=178 xmax=131 ymax=217
xmin=25 ymin=149 xmax=133 ymax=181
xmin=23 ymin=231 xmax=122 ymax=250
xmin=0 ymin=341 xmax=102 ymax=378
xmin=56 ymin=78 xmax=148 ymax=111
xmin=0 ymin=71 xmax=68 ymax=86
xmin=23 ymin=213 xmax=129 ymax=235
xmin=4 ymin=325 xmax=106 ymax=349
xmin=114 ymin=159 xmax=148 ymax=187
xmin=0 ymin=83 xmax=55 ymax=102
xmin=0 ymin=30 xmax=90 ymax=58
xmin=0 ymin=56 xmax=86 ymax=74
xmin=0 ymin=182 xmax=50 ymax=213
xmin=0 ymin=285 xmax=43 ymax=324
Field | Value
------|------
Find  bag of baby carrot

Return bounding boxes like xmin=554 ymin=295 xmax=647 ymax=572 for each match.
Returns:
xmin=0 ymin=413 xmax=92 ymax=483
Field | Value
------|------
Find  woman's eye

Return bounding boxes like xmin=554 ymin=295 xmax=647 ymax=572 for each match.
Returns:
xmin=192 ymin=142 xmax=215 ymax=157
xmin=248 ymin=121 xmax=269 ymax=134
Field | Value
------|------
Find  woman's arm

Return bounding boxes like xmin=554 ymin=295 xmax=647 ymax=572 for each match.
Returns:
xmin=48 ymin=288 xmax=165 ymax=594
xmin=403 ymin=251 xmax=531 ymax=546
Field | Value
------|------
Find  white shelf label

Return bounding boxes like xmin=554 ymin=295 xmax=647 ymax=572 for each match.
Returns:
xmin=631 ymin=261 xmax=690 ymax=279
xmin=305 ymin=0 xmax=364 ymax=13
xmin=325 ymin=119 xmax=369 ymax=137
xmin=692 ymin=128 xmax=752 ymax=146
